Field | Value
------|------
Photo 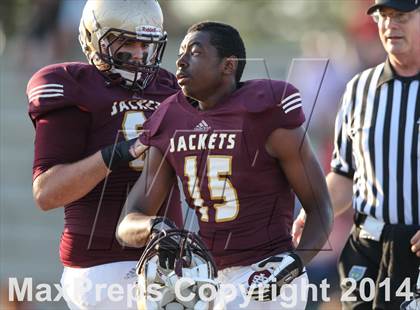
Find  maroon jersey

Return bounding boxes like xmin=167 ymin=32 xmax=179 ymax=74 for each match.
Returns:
xmin=140 ymin=79 xmax=305 ymax=269
xmin=27 ymin=62 xmax=182 ymax=267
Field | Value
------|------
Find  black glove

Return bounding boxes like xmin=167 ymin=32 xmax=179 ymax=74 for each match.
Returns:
xmin=151 ymin=218 xmax=179 ymax=269
xmin=100 ymin=138 xmax=137 ymax=171
xmin=247 ymin=252 xmax=305 ymax=301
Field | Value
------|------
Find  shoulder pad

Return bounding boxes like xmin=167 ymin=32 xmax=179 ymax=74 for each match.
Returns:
xmin=27 ymin=63 xmax=88 ymax=120
xmin=240 ymin=79 xmax=302 ymax=114
xmin=241 ymin=79 xmax=305 ymax=130
xmin=146 ymin=68 xmax=180 ymax=95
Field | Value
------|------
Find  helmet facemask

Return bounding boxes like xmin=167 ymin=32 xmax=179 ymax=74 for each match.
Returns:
xmin=136 ymin=229 xmax=218 ymax=309
xmin=98 ymin=27 xmax=167 ymax=90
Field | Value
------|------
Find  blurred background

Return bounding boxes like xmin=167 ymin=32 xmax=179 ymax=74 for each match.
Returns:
xmin=0 ymin=0 xmax=386 ymax=309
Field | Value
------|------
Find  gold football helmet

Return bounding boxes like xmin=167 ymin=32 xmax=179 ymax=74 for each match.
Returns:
xmin=79 ymin=0 xmax=167 ymax=89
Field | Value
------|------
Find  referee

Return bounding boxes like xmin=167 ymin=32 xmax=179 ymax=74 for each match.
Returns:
xmin=293 ymin=0 xmax=419 ymax=309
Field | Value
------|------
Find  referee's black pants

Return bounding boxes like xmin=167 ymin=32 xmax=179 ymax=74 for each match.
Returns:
xmin=338 ymin=218 xmax=419 ymax=310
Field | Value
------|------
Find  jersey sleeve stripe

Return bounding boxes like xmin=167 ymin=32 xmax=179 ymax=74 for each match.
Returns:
xmin=28 ymin=83 xmax=64 ymax=95
xmin=28 ymin=88 xmax=64 ymax=98
xmin=284 ymin=104 xmax=303 ymax=114
xmin=282 ymin=97 xmax=302 ymax=109
xmin=281 ymin=92 xmax=300 ymax=104
xmin=29 ymin=93 xmax=65 ymax=101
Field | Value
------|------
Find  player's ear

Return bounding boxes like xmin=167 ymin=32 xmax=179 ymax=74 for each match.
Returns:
xmin=223 ymin=56 xmax=238 ymax=77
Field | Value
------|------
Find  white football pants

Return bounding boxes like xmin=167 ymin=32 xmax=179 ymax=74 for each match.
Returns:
xmin=216 ymin=265 xmax=309 ymax=310
xmin=60 ymin=261 xmax=138 ymax=309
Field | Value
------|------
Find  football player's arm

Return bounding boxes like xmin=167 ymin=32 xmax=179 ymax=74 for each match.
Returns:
xmin=292 ymin=172 xmax=352 ymax=245
xmin=117 ymin=146 xmax=176 ymax=247
xmin=34 ymin=143 xmax=147 ymax=211
xmin=33 ymin=154 xmax=110 ymax=211
xmin=32 ymin=109 xmax=147 ymax=211
xmin=266 ymin=126 xmax=333 ymax=266
xmin=293 ymin=93 xmax=354 ymax=244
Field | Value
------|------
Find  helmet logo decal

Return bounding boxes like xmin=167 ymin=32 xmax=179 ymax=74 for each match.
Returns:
xmin=136 ymin=25 xmax=162 ymax=39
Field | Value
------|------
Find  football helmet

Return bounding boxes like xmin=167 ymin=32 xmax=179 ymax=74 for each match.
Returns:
xmin=136 ymin=228 xmax=218 ymax=310
xmin=79 ymin=0 xmax=167 ymax=90
xmin=400 ymin=295 xmax=420 ymax=310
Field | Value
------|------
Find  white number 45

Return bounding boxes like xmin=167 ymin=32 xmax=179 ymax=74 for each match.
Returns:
xmin=184 ymin=155 xmax=240 ymax=223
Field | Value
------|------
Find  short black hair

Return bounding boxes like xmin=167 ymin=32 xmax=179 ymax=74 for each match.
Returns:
xmin=187 ymin=21 xmax=246 ymax=83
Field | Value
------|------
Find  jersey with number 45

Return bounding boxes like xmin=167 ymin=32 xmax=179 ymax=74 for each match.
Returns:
xmin=140 ymin=79 xmax=306 ymax=269
xmin=27 ymin=62 xmax=181 ymax=267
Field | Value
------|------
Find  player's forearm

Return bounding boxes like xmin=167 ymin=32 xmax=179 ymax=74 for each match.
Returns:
xmin=295 ymin=202 xmax=333 ymax=266
xmin=32 ymin=151 xmax=109 ymax=211
xmin=116 ymin=213 xmax=155 ymax=247
xmin=326 ymin=172 xmax=353 ymax=217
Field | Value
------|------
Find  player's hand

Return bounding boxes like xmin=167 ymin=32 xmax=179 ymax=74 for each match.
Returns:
xmin=151 ymin=217 xmax=177 ymax=235
xmin=410 ymin=230 xmax=420 ymax=257
xmin=151 ymin=218 xmax=179 ymax=269
xmin=101 ymin=138 xmax=149 ymax=171
xmin=247 ymin=252 xmax=304 ymax=301
xmin=129 ymin=138 xmax=149 ymax=158
xmin=292 ymin=209 xmax=306 ymax=247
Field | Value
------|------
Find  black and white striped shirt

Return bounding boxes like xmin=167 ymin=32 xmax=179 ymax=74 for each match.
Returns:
xmin=331 ymin=59 xmax=419 ymax=225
